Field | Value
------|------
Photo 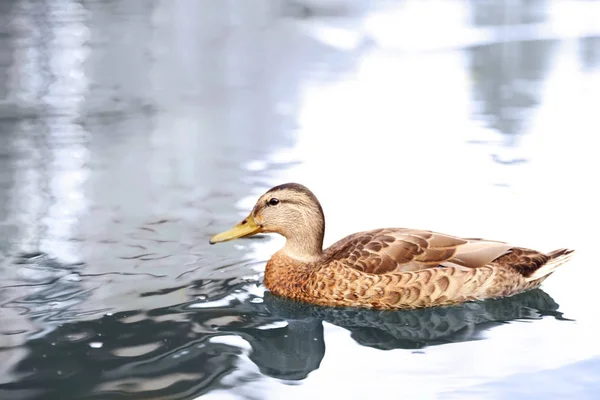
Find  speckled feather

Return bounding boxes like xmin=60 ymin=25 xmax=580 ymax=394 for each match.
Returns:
xmin=264 ymin=236 xmax=573 ymax=310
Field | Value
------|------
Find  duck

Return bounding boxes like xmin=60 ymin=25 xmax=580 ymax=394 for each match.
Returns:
xmin=209 ymin=183 xmax=574 ymax=310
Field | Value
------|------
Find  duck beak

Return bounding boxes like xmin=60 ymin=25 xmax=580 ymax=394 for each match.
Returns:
xmin=209 ymin=215 xmax=262 ymax=244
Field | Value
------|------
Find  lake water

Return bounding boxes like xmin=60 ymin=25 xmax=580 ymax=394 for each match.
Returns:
xmin=1 ymin=1 xmax=600 ymax=399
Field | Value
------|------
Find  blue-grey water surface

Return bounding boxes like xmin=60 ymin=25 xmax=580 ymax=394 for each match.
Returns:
xmin=1 ymin=1 xmax=600 ymax=399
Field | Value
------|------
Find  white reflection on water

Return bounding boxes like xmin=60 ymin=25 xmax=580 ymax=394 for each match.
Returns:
xmin=7 ymin=0 xmax=90 ymax=264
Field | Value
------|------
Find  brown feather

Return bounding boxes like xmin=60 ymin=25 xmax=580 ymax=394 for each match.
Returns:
xmin=325 ymin=229 xmax=512 ymax=274
xmin=263 ymin=226 xmax=573 ymax=309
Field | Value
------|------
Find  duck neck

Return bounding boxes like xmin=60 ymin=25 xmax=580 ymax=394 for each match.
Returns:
xmin=281 ymin=216 xmax=325 ymax=262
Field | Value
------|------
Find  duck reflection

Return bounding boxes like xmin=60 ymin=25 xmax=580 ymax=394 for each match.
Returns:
xmin=0 ymin=286 xmax=564 ymax=399
xmin=195 ymin=287 xmax=564 ymax=381
xmin=261 ymin=289 xmax=564 ymax=351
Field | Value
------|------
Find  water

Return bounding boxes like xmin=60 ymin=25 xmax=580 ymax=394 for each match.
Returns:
xmin=1 ymin=0 xmax=599 ymax=399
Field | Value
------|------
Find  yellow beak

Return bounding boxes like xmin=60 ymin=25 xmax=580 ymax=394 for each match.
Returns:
xmin=209 ymin=215 xmax=262 ymax=244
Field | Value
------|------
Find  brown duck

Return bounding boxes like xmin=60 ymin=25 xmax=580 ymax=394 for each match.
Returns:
xmin=209 ymin=183 xmax=573 ymax=310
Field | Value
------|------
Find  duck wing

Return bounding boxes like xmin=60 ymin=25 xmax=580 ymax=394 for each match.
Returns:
xmin=325 ymin=228 xmax=512 ymax=274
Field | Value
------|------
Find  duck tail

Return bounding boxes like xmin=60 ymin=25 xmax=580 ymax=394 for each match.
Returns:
xmin=525 ymin=248 xmax=575 ymax=282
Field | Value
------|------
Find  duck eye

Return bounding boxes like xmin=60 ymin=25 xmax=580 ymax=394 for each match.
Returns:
xmin=268 ymin=198 xmax=280 ymax=206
